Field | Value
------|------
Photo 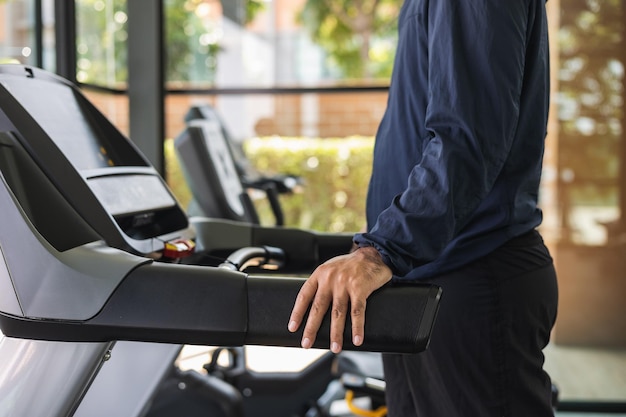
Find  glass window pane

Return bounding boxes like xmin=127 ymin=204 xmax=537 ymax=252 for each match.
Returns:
xmin=81 ymin=90 xmax=129 ymax=137
xmin=0 ymin=0 xmax=37 ymax=65
xmin=164 ymin=0 xmax=399 ymax=88
xmin=41 ymin=0 xmax=55 ymax=71
xmin=75 ymin=0 xmax=128 ymax=87
xmin=165 ymin=91 xmax=380 ymax=232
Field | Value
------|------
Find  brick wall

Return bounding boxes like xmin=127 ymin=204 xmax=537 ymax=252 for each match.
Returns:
xmin=83 ymin=89 xmax=388 ymax=141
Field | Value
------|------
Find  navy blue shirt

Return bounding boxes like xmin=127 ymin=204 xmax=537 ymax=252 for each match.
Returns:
xmin=353 ymin=0 xmax=550 ymax=280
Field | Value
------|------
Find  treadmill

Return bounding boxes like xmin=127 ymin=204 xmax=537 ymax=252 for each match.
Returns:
xmin=0 ymin=64 xmax=441 ymax=417
xmin=179 ymin=103 xmax=303 ymax=226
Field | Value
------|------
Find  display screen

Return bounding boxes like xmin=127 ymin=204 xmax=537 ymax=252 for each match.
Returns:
xmin=88 ymin=174 xmax=176 ymax=216
xmin=3 ymin=78 xmax=117 ymax=170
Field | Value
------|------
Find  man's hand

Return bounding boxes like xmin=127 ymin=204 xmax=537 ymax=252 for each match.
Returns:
xmin=287 ymin=246 xmax=393 ymax=353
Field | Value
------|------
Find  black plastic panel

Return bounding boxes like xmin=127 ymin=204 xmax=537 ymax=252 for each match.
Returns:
xmin=250 ymin=227 xmax=350 ymax=273
xmin=87 ymin=262 xmax=249 ymax=346
xmin=0 ymin=131 xmax=101 ymax=252
xmin=0 ymin=263 xmax=249 ymax=346
xmin=246 ymin=276 xmax=442 ymax=354
xmin=1 ymin=266 xmax=441 ymax=354
xmin=175 ymin=125 xmax=258 ymax=223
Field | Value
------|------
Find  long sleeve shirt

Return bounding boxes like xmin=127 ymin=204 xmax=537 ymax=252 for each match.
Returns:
xmin=353 ymin=0 xmax=551 ymax=280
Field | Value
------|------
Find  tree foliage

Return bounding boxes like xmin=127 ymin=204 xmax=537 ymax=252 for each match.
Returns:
xmin=298 ymin=0 xmax=401 ymax=79
xmin=246 ymin=0 xmax=265 ymax=24
xmin=164 ymin=0 xmax=222 ymax=84
xmin=75 ymin=0 xmax=128 ymax=85
xmin=75 ymin=0 xmax=264 ymax=85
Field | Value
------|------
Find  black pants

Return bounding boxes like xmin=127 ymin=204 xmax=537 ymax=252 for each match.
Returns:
xmin=383 ymin=230 xmax=558 ymax=417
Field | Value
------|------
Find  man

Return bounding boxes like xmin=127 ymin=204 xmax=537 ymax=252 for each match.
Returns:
xmin=288 ymin=0 xmax=558 ymax=415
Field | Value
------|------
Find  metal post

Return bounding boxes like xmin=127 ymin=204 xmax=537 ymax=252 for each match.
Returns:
xmin=54 ymin=0 xmax=76 ymax=81
xmin=127 ymin=0 xmax=165 ymax=175
xmin=34 ymin=0 xmax=43 ymax=68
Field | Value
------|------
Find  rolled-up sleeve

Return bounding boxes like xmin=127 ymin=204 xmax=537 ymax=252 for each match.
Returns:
xmin=354 ymin=0 xmax=531 ymax=277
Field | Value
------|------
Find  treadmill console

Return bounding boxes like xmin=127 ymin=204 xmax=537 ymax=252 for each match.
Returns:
xmin=0 ymin=65 xmax=191 ymax=256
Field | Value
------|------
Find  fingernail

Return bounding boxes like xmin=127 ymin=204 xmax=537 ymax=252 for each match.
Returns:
xmin=302 ymin=338 xmax=312 ymax=349
xmin=288 ymin=320 xmax=297 ymax=332
xmin=331 ymin=342 xmax=341 ymax=353
xmin=353 ymin=335 xmax=362 ymax=346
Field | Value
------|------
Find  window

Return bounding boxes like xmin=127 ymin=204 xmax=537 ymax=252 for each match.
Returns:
xmin=75 ymin=0 xmax=128 ymax=87
xmin=0 ymin=0 xmax=37 ymax=65
xmin=164 ymin=0 xmax=398 ymax=88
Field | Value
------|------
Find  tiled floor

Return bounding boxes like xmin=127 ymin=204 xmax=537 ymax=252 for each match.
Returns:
xmin=547 ymin=343 xmax=626 ymax=416
xmin=545 ymin=343 xmax=626 ymax=402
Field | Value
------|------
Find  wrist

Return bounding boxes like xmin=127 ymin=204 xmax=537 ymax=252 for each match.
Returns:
xmin=353 ymin=243 xmax=395 ymax=276
xmin=355 ymin=245 xmax=391 ymax=269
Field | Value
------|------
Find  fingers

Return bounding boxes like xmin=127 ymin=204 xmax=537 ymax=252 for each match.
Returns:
xmin=287 ymin=249 xmax=392 ymax=352
xmin=330 ymin=295 xmax=367 ymax=353
xmin=329 ymin=295 xmax=349 ymax=353
xmin=289 ymin=279 xmax=364 ymax=353
xmin=288 ymin=269 xmax=351 ymax=352
xmin=350 ymin=298 xmax=366 ymax=347
xmin=301 ymin=288 xmax=332 ymax=349
xmin=288 ymin=278 xmax=317 ymax=334
xmin=293 ymin=288 xmax=354 ymax=353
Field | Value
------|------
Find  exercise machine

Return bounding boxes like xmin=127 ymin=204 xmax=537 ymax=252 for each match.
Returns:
xmin=178 ymin=104 xmax=303 ymax=225
xmin=0 ymin=64 xmax=441 ymax=416
xmin=185 ymin=104 xmax=303 ymax=199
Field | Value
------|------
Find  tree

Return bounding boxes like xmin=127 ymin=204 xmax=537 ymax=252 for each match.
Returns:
xmin=298 ymin=0 xmax=401 ymax=79
xmin=164 ymin=0 xmax=222 ymax=84
xmin=74 ymin=0 xmax=264 ymax=85
xmin=76 ymin=0 xmax=128 ymax=85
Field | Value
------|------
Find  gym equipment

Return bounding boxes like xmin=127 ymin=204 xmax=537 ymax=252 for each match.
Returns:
xmin=185 ymin=104 xmax=303 ymax=197
xmin=178 ymin=104 xmax=303 ymax=225
xmin=0 ymin=64 xmax=441 ymax=416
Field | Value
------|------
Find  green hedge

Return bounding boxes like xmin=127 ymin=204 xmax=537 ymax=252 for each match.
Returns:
xmin=164 ymin=137 xmax=193 ymax=211
xmin=165 ymin=136 xmax=374 ymax=232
